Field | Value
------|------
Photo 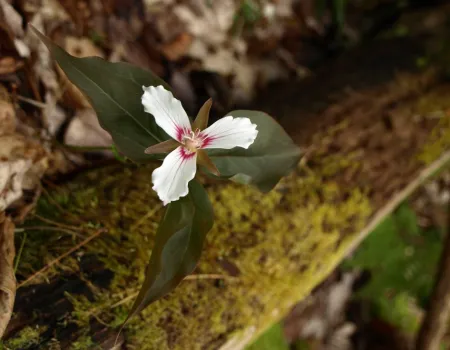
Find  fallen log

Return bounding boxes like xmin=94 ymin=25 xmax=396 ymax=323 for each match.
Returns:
xmin=4 ymin=21 xmax=450 ymax=350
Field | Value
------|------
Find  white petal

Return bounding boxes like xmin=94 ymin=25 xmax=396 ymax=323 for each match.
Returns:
xmin=152 ymin=146 xmax=197 ymax=205
xmin=142 ymin=85 xmax=191 ymax=142
xmin=200 ymin=116 xmax=258 ymax=149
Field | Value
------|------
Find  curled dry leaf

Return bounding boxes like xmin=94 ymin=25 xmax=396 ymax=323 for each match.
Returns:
xmin=25 ymin=18 xmax=59 ymax=91
xmin=0 ymin=98 xmax=16 ymax=137
xmin=23 ymin=6 xmax=69 ymax=133
xmin=64 ymin=108 xmax=113 ymax=153
xmin=0 ymin=0 xmax=30 ymax=57
xmin=0 ymin=159 xmax=32 ymax=211
xmin=42 ymin=91 xmax=66 ymax=136
xmin=174 ymin=0 xmax=236 ymax=46
xmin=0 ymin=86 xmax=48 ymax=210
xmin=0 ymin=0 xmax=23 ymax=36
xmin=65 ymin=36 xmax=104 ymax=58
xmin=161 ymin=32 xmax=193 ymax=61
xmin=0 ymin=214 xmax=16 ymax=338
xmin=0 ymin=57 xmax=23 ymax=75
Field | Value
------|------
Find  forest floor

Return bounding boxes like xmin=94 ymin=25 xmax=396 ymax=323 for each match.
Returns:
xmin=1 ymin=0 xmax=450 ymax=349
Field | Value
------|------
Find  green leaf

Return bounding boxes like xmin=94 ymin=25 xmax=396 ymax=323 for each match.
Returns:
xmin=209 ymin=111 xmax=302 ymax=192
xmin=31 ymin=27 xmax=171 ymax=162
xmin=343 ymin=202 xmax=443 ymax=334
xmin=126 ymin=179 xmax=214 ymax=320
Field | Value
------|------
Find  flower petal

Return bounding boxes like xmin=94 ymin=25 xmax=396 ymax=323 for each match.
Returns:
xmin=142 ymin=85 xmax=191 ymax=142
xmin=200 ymin=116 xmax=258 ymax=149
xmin=152 ymin=146 xmax=197 ymax=205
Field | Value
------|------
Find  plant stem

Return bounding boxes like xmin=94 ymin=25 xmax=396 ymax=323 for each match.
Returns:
xmin=14 ymin=233 xmax=27 ymax=273
xmin=17 ymin=229 xmax=105 ymax=288
xmin=415 ymin=200 xmax=450 ymax=350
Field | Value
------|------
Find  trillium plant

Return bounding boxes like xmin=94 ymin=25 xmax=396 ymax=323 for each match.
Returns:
xmin=32 ymin=27 xmax=301 ymax=323
xmin=142 ymin=86 xmax=258 ymax=205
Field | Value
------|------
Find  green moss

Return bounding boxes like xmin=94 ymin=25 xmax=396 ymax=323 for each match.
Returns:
xmin=420 ymin=115 xmax=450 ymax=164
xmin=15 ymin=105 xmax=375 ymax=350
xmin=416 ymin=86 xmax=450 ymax=164
xmin=70 ymin=336 xmax=97 ymax=350
xmin=377 ymin=293 xmax=422 ymax=334
xmin=4 ymin=326 xmax=43 ymax=349
xmin=13 ymin=154 xmax=372 ymax=349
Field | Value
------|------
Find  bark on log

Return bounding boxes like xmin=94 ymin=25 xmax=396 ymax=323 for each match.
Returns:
xmin=4 ymin=27 xmax=450 ymax=350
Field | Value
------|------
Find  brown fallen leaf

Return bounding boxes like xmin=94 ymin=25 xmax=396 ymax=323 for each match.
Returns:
xmin=174 ymin=0 xmax=236 ymax=46
xmin=0 ymin=0 xmax=30 ymax=57
xmin=0 ymin=213 xmax=16 ymax=338
xmin=0 ymin=57 xmax=23 ymax=75
xmin=64 ymin=108 xmax=113 ymax=153
xmin=0 ymin=85 xmax=48 ymax=211
xmin=161 ymin=32 xmax=193 ymax=61
xmin=0 ymin=85 xmax=16 ymax=136
xmin=65 ymin=36 xmax=104 ymax=58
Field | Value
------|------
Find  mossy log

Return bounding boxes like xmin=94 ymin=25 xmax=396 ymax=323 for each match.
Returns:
xmin=4 ymin=35 xmax=450 ymax=350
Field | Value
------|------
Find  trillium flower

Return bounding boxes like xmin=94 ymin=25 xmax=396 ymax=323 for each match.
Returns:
xmin=142 ymin=86 xmax=258 ymax=205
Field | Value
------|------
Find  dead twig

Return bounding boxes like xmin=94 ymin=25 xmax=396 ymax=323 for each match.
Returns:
xmin=16 ymin=95 xmax=47 ymax=109
xmin=17 ymin=228 xmax=105 ymax=288
xmin=415 ymin=199 xmax=450 ymax=350
xmin=32 ymin=213 xmax=84 ymax=232
xmin=18 ymin=226 xmax=86 ymax=239
xmin=14 ymin=232 xmax=26 ymax=273
xmin=13 ymin=186 xmax=42 ymax=225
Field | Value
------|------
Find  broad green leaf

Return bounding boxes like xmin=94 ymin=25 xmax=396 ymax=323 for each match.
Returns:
xmin=31 ymin=27 xmax=170 ymax=162
xmin=209 ymin=111 xmax=302 ymax=192
xmin=126 ymin=180 xmax=214 ymax=320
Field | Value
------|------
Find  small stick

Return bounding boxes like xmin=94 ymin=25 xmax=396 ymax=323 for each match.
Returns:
xmin=14 ymin=233 xmax=27 ymax=273
xmin=16 ymin=95 xmax=47 ymax=109
xmin=33 ymin=214 xmax=84 ymax=231
xmin=17 ymin=228 xmax=105 ymax=288
xmin=19 ymin=226 xmax=86 ymax=239
xmin=415 ymin=200 xmax=450 ymax=350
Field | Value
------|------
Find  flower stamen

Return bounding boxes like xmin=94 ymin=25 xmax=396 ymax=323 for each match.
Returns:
xmin=182 ymin=129 xmax=204 ymax=152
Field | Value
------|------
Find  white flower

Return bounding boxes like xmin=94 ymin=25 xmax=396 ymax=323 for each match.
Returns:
xmin=142 ymin=85 xmax=258 ymax=205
